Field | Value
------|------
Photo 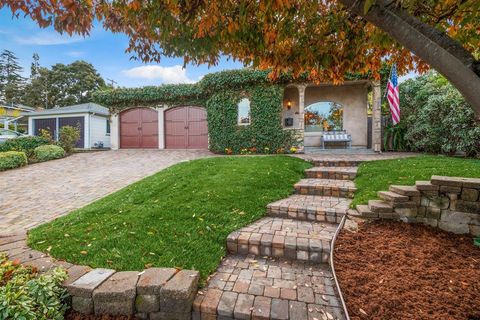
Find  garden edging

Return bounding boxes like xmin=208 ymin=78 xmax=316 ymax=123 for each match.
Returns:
xmin=0 ymin=232 xmax=199 ymax=319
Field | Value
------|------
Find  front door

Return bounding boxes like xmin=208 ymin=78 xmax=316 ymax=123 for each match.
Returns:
xmin=120 ymin=108 xmax=158 ymax=148
xmin=165 ymin=106 xmax=208 ymax=149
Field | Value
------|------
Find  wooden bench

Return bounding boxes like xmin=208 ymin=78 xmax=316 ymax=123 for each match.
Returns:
xmin=321 ymin=131 xmax=352 ymax=149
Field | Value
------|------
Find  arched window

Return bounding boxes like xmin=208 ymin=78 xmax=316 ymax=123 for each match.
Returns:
xmin=304 ymin=101 xmax=343 ymax=132
xmin=237 ymin=98 xmax=251 ymax=125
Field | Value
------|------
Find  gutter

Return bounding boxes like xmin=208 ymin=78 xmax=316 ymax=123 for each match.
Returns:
xmin=330 ymin=215 xmax=351 ymax=320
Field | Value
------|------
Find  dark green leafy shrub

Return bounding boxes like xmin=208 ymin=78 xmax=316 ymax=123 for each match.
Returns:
xmin=399 ymin=72 xmax=480 ymax=157
xmin=0 ymin=254 xmax=68 ymax=320
xmin=34 ymin=145 xmax=66 ymax=162
xmin=0 ymin=151 xmax=27 ymax=171
xmin=58 ymin=125 xmax=80 ymax=153
xmin=0 ymin=136 xmax=50 ymax=158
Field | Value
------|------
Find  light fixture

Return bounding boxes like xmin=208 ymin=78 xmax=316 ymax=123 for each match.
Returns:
xmin=286 ymin=100 xmax=292 ymax=110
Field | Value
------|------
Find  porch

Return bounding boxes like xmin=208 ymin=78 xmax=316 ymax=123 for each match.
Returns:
xmin=281 ymin=81 xmax=382 ymax=153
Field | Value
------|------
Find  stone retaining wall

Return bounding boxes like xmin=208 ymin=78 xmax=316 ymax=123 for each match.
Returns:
xmin=359 ymin=175 xmax=480 ymax=236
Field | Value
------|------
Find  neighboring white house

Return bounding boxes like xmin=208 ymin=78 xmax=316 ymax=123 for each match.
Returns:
xmin=23 ymin=103 xmax=111 ymax=149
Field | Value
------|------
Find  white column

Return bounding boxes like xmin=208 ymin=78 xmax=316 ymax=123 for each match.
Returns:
xmin=28 ymin=117 xmax=33 ymax=135
xmin=110 ymin=113 xmax=120 ymax=150
xmin=84 ymin=114 xmax=90 ymax=148
xmin=158 ymin=106 xmax=165 ymax=149
xmin=297 ymin=85 xmax=306 ymax=130
xmin=372 ymin=81 xmax=382 ymax=152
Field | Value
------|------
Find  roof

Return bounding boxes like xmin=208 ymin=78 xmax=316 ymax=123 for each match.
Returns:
xmin=22 ymin=103 xmax=109 ymax=117
xmin=0 ymin=102 xmax=35 ymax=112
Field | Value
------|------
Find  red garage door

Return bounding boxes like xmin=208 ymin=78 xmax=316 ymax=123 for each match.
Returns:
xmin=165 ymin=106 xmax=208 ymax=149
xmin=120 ymin=108 xmax=158 ymax=148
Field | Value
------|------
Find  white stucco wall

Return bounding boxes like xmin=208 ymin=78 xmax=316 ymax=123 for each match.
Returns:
xmin=89 ymin=114 xmax=111 ymax=148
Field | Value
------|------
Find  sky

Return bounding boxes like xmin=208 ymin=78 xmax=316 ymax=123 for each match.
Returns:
xmin=0 ymin=8 xmax=416 ymax=88
xmin=0 ymin=9 xmax=244 ymax=88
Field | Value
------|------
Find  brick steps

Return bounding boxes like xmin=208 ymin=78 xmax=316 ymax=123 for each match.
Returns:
xmin=226 ymin=217 xmax=337 ymax=264
xmin=305 ymin=166 xmax=357 ymax=180
xmin=193 ymin=255 xmax=345 ymax=320
xmin=294 ymin=179 xmax=356 ymax=198
xmin=312 ymin=160 xmax=362 ymax=167
xmin=267 ymin=194 xmax=350 ymax=223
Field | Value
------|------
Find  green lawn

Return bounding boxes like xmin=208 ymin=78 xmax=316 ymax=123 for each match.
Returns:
xmin=351 ymin=155 xmax=480 ymax=207
xmin=28 ymin=156 xmax=311 ymax=281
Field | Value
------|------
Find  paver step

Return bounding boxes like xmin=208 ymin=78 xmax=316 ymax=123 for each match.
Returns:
xmin=389 ymin=185 xmax=420 ymax=196
xmin=368 ymin=200 xmax=393 ymax=213
xmin=305 ymin=166 xmax=357 ymax=180
xmin=355 ymin=205 xmax=378 ymax=218
xmin=294 ymin=179 xmax=356 ymax=198
xmin=267 ymin=194 xmax=351 ymax=223
xmin=312 ymin=160 xmax=362 ymax=167
xmin=377 ymin=191 xmax=409 ymax=203
xmin=193 ymin=255 xmax=345 ymax=320
xmin=226 ymin=217 xmax=337 ymax=264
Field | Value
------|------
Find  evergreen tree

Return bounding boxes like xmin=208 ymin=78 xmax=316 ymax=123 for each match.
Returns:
xmin=23 ymin=53 xmax=50 ymax=108
xmin=0 ymin=50 xmax=25 ymax=104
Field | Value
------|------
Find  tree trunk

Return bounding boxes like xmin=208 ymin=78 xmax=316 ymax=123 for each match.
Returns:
xmin=339 ymin=0 xmax=480 ymax=118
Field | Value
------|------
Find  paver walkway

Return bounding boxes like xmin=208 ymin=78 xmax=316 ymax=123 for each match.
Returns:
xmin=194 ymin=159 xmax=363 ymax=320
xmin=0 ymin=149 xmax=213 ymax=233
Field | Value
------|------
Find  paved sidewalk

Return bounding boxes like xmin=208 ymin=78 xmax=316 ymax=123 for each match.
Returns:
xmin=0 ymin=149 xmax=213 ymax=233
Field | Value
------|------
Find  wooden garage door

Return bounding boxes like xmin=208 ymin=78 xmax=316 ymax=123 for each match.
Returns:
xmin=165 ymin=106 xmax=208 ymax=149
xmin=120 ymin=108 xmax=158 ymax=148
xmin=59 ymin=117 xmax=85 ymax=148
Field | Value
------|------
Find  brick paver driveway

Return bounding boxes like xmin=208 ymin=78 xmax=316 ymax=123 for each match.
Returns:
xmin=0 ymin=150 xmax=213 ymax=233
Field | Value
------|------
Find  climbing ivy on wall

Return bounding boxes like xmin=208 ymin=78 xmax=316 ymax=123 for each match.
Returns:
xmin=93 ymin=69 xmax=301 ymax=154
xmin=207 ymin=85 xmax=297 ymax=153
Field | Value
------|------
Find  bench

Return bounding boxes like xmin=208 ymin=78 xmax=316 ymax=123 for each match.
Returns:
xmin=321 ymin=131 xmax=352 ymax=149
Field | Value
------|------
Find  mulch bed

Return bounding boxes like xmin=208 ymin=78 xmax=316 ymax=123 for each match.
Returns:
xmin=334 ymin=220 xmax=480 ymax=320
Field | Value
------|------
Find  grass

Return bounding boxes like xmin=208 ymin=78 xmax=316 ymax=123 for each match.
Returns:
xmin=29 ymin=156 xmax=311 ymax=281
xmin=351 ymin=155 xmax=480 ymax=207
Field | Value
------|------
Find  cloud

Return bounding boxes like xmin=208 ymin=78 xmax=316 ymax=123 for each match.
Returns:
xmin=15 ymin=31 xmax=84 ymax=45
xmin=122 ymin=65 xmax=195 ymax=84
xmin=67 ymin=51 xmax=85 ymax=58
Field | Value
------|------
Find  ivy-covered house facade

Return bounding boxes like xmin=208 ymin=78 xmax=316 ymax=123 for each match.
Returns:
xmin=94 ymin=69 xmax=382 ymax=153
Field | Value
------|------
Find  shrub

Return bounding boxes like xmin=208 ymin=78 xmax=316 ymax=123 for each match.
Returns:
xmin=0 ymin=151 xmax=27 ymax=171
xmin=34 ymin=145 xmax=66 ymax=162
xmin=0 ymin=136 xmax=50 ymax=158
xmin=39 ymin=128 xmax=55 ymax=144
xmin=58 ymin=125 xmax=80 ymax=153
xmin=398 ymin=72 xmax=480 ymax=157
xmin=0 ymin=253 xmax=68 ymax=320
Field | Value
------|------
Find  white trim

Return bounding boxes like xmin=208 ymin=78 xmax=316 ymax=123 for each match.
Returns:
xmin=110 ymin=114 xmax=119 ymax=150
xmin=158 ymin=106 xmax=165 ymax=149
xmin=84 ymin=114 xmax=90 ymax=149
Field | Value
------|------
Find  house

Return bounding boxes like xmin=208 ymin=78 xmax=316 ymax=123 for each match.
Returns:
xmin=23 ymin=103 xmax=111 ymax=149
xmin=95 ymin=69 xmax=382 ymax=153
xmin=0 ymin=102 xmax=35 ymax=132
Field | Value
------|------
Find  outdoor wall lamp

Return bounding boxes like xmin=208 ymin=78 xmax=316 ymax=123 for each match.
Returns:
xmin=286 ymin=100 xmax=292 ymax=110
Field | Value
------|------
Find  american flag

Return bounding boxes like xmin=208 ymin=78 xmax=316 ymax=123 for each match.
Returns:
xmin=387 ymin=64 xmax=400 ymax=125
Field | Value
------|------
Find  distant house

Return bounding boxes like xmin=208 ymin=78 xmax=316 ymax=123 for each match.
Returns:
xmin=23 ymin=103 xmax=111 ymax=149
xmin=0 ymin=102 xmax=35 ymax=132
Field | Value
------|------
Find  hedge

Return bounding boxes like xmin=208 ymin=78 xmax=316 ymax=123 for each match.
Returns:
xmin=0 ymin=136 xmax=50 ymax=158
xmin=34 ymin=145 xmax=66 ymax=162
xmin=0 ymin=151 xmax=28 ymax=171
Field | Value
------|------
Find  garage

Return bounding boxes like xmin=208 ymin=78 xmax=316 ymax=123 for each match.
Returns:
xmin=120 ymin=108 xmax=158 ymax=148
xmin=33 ymin=116 xmax=85 ymax=148
xmin=165 ymin=106 xmax=208 ymax=149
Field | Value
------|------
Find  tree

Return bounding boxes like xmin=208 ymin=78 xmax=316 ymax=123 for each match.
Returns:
xmin=23 ymin=53 xmax=50 ymax=109
xmin=1 ymin=0 xmax=479 ymax=115
xmin=0 ymin=49 xmax=25 ymax=104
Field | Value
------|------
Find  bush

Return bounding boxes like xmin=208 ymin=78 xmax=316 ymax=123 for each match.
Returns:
xmin=0 ymin=253 xmax=68 ymax=320
xmin=34 ymin=145 xmax=66 ymax=162
xmin=0 ymin=136 xmax=50 ymax=158
xmin=58 ymin=125 xmax=80 ymax=153
xmin=0 ymin=151 xmax=28 ymax=171
xmin=392 ymin=71 xmax=480 ymax=157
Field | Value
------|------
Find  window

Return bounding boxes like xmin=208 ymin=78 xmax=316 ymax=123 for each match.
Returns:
xmin=304 ymin=101 xmax=343 ymax=132
xmin=106 ymin=119 xmax=111 ymax=135
xmin=237 ymin=98 xmax=251 ymax=125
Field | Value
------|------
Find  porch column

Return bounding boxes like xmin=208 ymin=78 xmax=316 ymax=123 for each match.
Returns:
xmin=158 ymin=106 xmax=165 ymax=149
xmin=372 ymin=81 xmax=382 ymax=152
xmin=297 ymin=84 xmax=306 ymax=130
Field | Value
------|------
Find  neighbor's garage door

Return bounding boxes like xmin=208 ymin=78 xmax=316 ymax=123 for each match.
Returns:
xmin=59 ymin=117 xmax=85 ymax=148
xmin=34 ymin=118 xmax=57 ymax=138
xmin=120 ymin=108 xmax=158 ymax=148
xmin=165 ymin=106 xmax=208 ymax=149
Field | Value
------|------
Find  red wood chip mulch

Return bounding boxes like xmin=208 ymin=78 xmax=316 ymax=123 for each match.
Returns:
xmin=65 ymin=311 xmax=137 ymax=320
xmin=334 ymin=220 xmax=480 ymax=320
